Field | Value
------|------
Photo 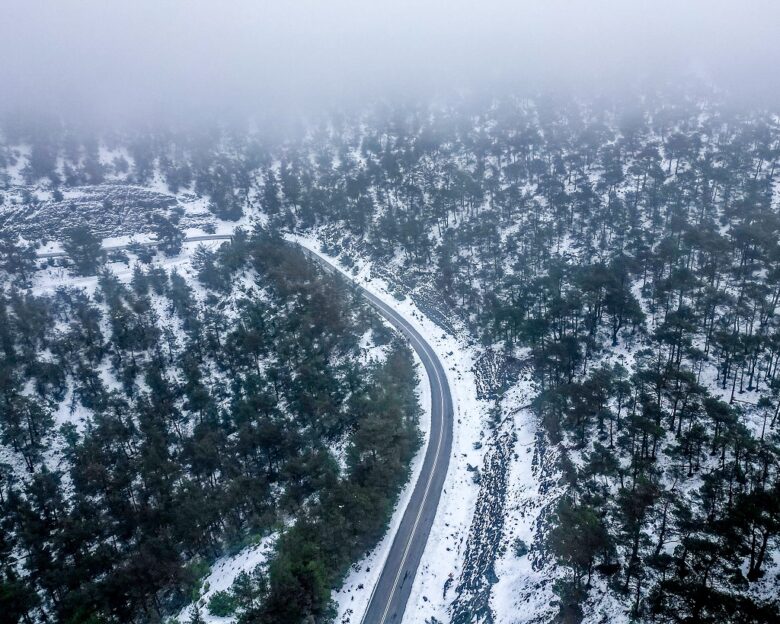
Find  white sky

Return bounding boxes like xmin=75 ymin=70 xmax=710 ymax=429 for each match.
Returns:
xmin=1 ymin=1 xmax=779 ymax=121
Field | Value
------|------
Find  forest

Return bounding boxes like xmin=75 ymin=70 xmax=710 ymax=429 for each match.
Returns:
xmin=0 ymin=229 xmax=421 ymax=623
xmin=1 ymin=90 xmax=780 ymax=622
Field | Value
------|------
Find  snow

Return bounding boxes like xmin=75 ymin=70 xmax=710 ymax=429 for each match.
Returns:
xmin=358 ymin=328 xmax=390 ymax=366
xmin=100 ymin=233 xmax=156 ymax=248
xmin=490 ymin=382 xmax=560 ymax=624
xmin=5 ymin=145 xmax=29 ymax=185
xmin=19 ymin=224 xmax=447 ymax=624
xmin=31 ymin=237 xmax=225 ymax=296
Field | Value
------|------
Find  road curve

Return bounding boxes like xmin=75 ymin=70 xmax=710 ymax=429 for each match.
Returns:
xmin=298 ymin=244 xmax=454 ymax=624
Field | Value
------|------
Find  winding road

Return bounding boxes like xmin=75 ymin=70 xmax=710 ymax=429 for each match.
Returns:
xmin=37 ymin=233 xmax=455 ymax=623
xmin=298 ymin=244 xmax=454 ymax=624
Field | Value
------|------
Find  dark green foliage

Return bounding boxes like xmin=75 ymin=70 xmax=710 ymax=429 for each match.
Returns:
xmin=150 ymin=213 xmax=183 ymax=257
xmin=0 ymin=232 xmax=420 ymax=624
xmin=550 ymin=499 xmax=613 ymax=588
xmin=62 ymin=226 xmax=105 ymax=276
xmin=207 ymin=590 xmax=237 ymax=617
xmin=0 ymin=234 xmax=36 ymax=285
xmin=513 ymin=538 xmax=529 ymax=558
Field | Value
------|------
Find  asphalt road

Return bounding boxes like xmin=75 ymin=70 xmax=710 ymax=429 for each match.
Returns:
xmin=299 ymin=245 xmax=454 ymax=624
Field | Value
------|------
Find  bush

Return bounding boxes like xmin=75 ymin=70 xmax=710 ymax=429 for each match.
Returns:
xmin=207 ymin=590 xmax=237 ymax=617
xmin=513 ymin=537 xmax=529 ymax=558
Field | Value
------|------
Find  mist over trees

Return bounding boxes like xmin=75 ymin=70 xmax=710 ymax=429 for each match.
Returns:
xmin=1 ymin=1 xmax=780 ymax=623
xmin=2 ymin=40 xmax=780 ymax=621
xmin=143 ymin=93 xmax=780 ymax=623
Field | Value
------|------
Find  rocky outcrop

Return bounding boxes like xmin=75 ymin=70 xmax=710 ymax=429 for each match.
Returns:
xmin=450 ymin=417 xmax=515 ymax=624
xmin=0 ymin=183 xmax=179 ymax=240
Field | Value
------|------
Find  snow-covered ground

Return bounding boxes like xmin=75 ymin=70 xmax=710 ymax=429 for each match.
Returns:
xmin=32 ymin=238 xmax=226 ymax=297
xmin=491 ymin=383 xmax=559 ymax=624
xmin=19 ymin=213 xmax=474 ymax=624
xmin=140 ymin=230 xmax=494 ymax=624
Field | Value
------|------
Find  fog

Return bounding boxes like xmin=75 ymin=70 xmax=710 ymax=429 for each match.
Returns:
xmin=2 ymin=0 xmax=780 ymax=123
